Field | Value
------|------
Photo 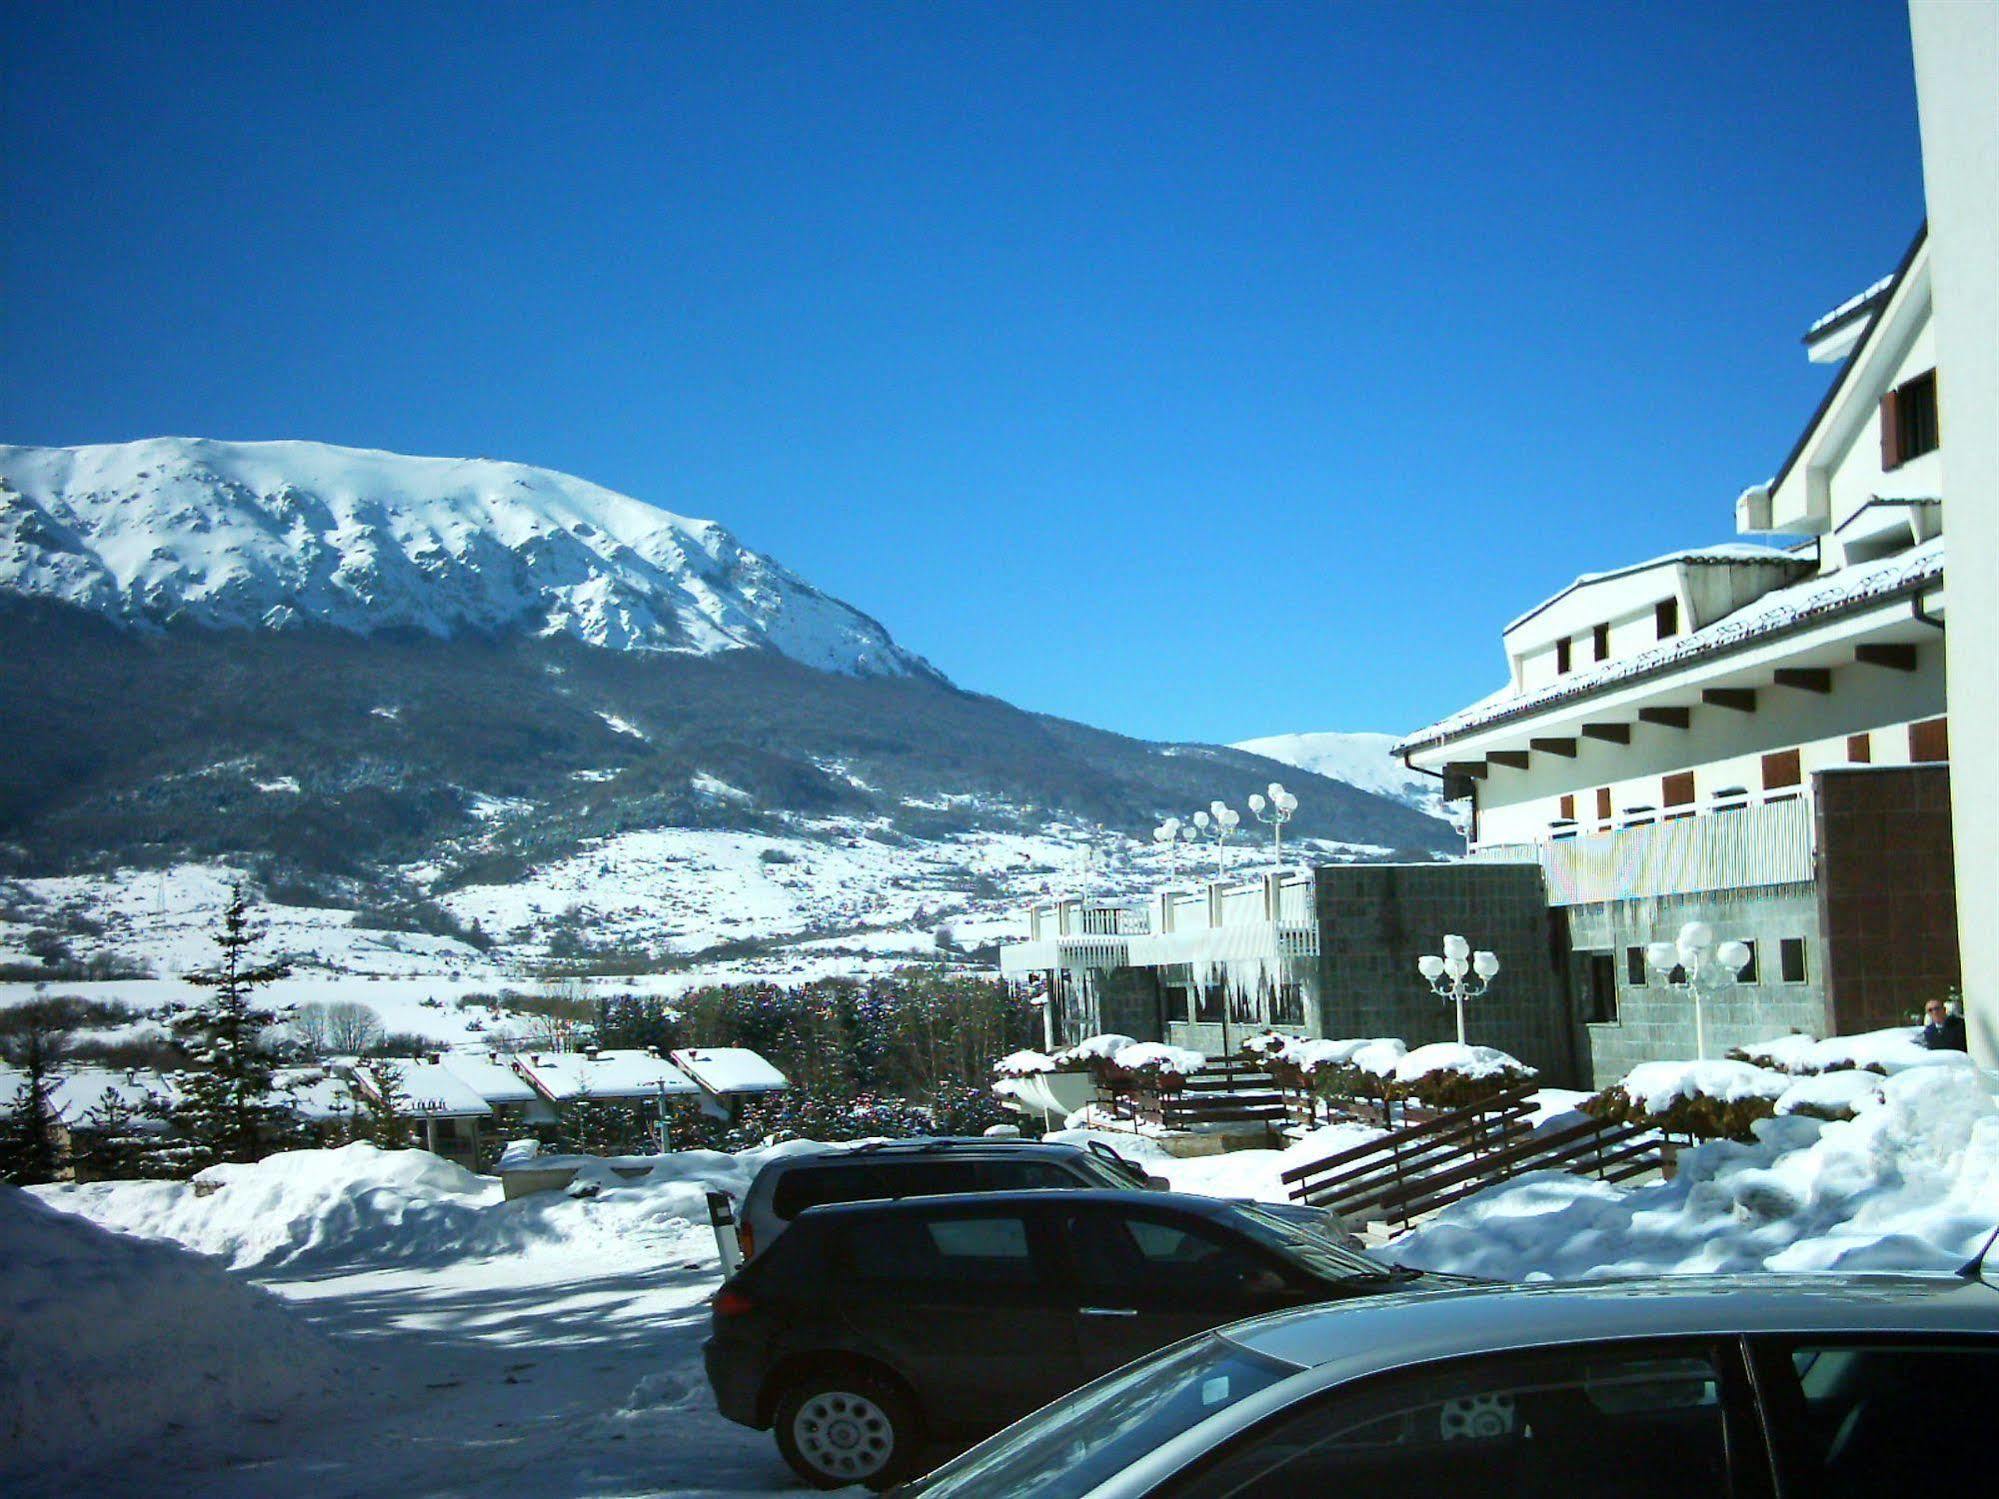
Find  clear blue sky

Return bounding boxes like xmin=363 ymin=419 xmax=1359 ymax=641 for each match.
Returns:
xmin=1 ymin=1 xmax=1925 ymax=745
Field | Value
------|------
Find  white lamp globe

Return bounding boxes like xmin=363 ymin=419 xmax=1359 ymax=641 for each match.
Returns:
xmin=1269 ymin=782 xmax=1287 ymax=800
xmin=1248 ymin=793 xmax=1267 ymax=812
xmin=1210 ymin=800 xmax=1227 ymax=817
xmin=1220 ymin=809 xmax=1240 ymax=829
xmin=1277 ymin=790 xmax=1298 ymax=812
xmin=1445 ymin=955 xmax=1469 ymax=980
xmin=1418 ymin=955 xmax=1446 ymax=981
xmin=1645 ymin=941 xmax=1678 ymax=974
xmin=1678 ymin=921 xmax=1715 ymax=952
xmin=1473 ymin=950 xmax=1500 ymax=979
xmin=1717 ymin=940 xmax=1752 ymax=975
xmin=1443 ymin=933 xmax=1471 ymax=961
xmin=1194 ymin=811 xmax=1210 ymax=829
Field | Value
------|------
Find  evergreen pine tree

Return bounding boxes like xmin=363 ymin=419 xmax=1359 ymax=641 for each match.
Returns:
xmin=0 ymin=1076 xmax=67 ymax=1185
xmin=154 ymin=886 xmax=303 ymax=1171
xmin=357 ymin=1061 xmax=416 ymax=1149
xmin=76 ymin=1086 xmax=180 ymax=1180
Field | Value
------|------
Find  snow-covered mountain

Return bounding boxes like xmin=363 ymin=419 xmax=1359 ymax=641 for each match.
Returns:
xmin=0 ymin=438 xmax=935 ymax=678
xmin=1231 ymin=729 xmax=1463 ymax=828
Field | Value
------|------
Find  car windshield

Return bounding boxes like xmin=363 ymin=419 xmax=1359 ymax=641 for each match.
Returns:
xmin=1226 ymin=1203 xmax=1398 ymax=1282
xmin=901 ymin=1333 xmax=1298 ymax=1499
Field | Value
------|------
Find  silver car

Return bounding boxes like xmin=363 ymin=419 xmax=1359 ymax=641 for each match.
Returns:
xmin=895 ymin=1270 xmax=1999 ymax=1497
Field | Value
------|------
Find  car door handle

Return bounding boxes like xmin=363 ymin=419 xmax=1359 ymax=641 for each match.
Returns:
xmin=1079 ymin=1306 xmax=1139 ymax=1317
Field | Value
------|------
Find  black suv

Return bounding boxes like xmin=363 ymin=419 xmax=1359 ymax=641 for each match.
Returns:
xmin=703 ymin=1188 xmax=1446 ymax=1489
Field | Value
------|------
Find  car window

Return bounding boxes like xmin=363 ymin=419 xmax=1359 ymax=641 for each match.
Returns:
xmin=981 ymin=1159 xmax=1084 ymax=1192
xmin=1166 ymin=1347 xmax=1732 ymax=1498
xmin=770 ymin=1158 xmax=979 ymax=1219
xmin=1063 ymin=1210 xmax=1283 ymax=1300
xmin=1766 ymin=1342 xmax=1995 ymax=1495
xmin=898 ymin=1333 xmax=1299 ymax=1499
xmin=843 ymin=1213 xmax=1040 ymax=1289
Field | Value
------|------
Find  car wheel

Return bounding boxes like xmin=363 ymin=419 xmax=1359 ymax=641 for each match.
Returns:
xmin=774 ymin=1369 xmax=922 ymax=1491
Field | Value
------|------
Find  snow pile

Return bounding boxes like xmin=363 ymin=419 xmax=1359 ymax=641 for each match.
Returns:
xmin=1736 ymin=1025 xmax=1974 ymax=1078
xmin=992 ymin=1049 xmax=1059 ymax=1077
xmin=0 ymin=1186 xmax=342 ymax=1483
xmin=1050 ymin=1121 xmax=1385 ymax=1207
xmin=1775 ymin=1070 xmax=1888 ymax=1119
xmin=1062 ymin=1033 xmax=1137 ymax=1062
xmin=1110 ymin=1043 xmax=1208 ymax=1079
xmin=1390 ymin=1042 xmax=1531 ymax=1085
xmin=1396 ymin=1065 xmax=1999 ymax=1280
xmin=33 ymin=1140 xmax=813 ymax=1272
xmin=1620 ymin=1059 xmax=1793 ymax=1116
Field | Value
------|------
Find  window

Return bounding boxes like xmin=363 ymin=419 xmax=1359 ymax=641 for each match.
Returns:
xmin=1909 ymin=716 xmax=1949 ymax=762
xmin=1586 ymin=954 xmax=1618 ymax=1024
xmin=1559 ymin=794 xmax=1576 ymax=821
xmin=980 ymin=1160 xmax=1082 ymax=1192
xmin=1655 ymin=598 xmax=1679 ymax=639
xmin=847 ymin=1212 xmax=1038 ymax=1288
xmin=1779 ymin=938 xmax=1808 ymax=985
xmin=1061 ymin=1210 xmax=1281 ymax=1304
xmin=1271 ymin=981 xmax=1305 ymax=1028
xmin=1593 ymin=622 xmax=1610 ymax=662
xmin=1762 ymin=748 xmax=1801 ymax=790
xmin=1625 ymin=946 xmax=1648 ymax=987
xmin=1662 ymin=772 xmax=1695 ymax=808
xmin=1735 ymin=941 xmax=1758 ymax=984
xmin=772 ymin=1160 xmax=980 ymax=1219
xmin=1556 ymin=637 xmax=1572 ymax=675
xmin=1167 ymin=1346 xmax=1732 ymax=1499
xmin=1762 ymin=1342 xmax=1996 ymax=1496
xmin=1621 ymin=805 xmax=1657 ymax=828
xmin=1880 ymin=368 xmax=1940 ymax=469
xmin=1846 ymin=732 xmax=1871 ymax=764
xmin=1595 ymin=787 xmax=1613 ymax=822
xmin=1197 ymin=982 xmax=1226 ymax=1023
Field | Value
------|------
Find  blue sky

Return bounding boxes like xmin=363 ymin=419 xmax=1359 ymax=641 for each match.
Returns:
xmin=1 ymin=1 xmax=1925 ymax=745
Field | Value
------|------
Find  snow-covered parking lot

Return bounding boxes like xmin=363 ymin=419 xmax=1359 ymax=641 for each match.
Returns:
xmin=9 ymin=1061 xmax=1999 ymax=1497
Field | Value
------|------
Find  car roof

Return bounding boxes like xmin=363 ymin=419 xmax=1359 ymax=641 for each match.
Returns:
xmin=768 ymin=1140 xmax=1102 ymax=1170
xmin=801 ymin=1188 xmax=1227 ymax=1222
xmin=1222 ymin=1272 xmax=1999 ymax=1377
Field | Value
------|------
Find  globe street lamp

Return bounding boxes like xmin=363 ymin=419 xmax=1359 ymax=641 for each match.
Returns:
xmin=1247 ymin=783 xmax=1299 ymax=868
xmin=1193 ymin=801 xmax=1240 ymax=879
xmin=1417 ymin=933 xmax=1501 ymax=1046
xmin=1153 ymin=818 xmax=1183 ymax=877
xmin=1645 ymin=921 xmax=1752 ymax=1061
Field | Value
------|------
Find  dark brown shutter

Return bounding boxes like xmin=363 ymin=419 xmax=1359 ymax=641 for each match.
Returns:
xmin=1559 ymin=793 xmax=1576 ymax=820
xmin=1595 ymin=787 xmax=1613 ymax=822
xmin=1881 ymin=387 xmax=1902 ymax=469
xmin=1910 ymin=716 xmax=1949 ymax=762
xmin=1663 ymin=772 xmax=1696 ymax=807
xmin=1847 ymin=733 xmax=1871 ymax=763
xmin=1762 ymin=748 xmax=1801 ymax=789
xmin=1593 ymin=622 xmax=1610 ymax=661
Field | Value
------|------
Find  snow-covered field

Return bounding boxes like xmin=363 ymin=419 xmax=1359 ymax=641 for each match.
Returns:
xmin=14 ymin=1062 xmax=1999 ymax=1497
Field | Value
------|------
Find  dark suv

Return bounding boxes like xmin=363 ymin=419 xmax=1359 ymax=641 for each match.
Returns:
xmin=703 ymin=1188 xmax=1447 ymax=1489
xmin=733 ymin=1136 xmax=1348 ymax=1263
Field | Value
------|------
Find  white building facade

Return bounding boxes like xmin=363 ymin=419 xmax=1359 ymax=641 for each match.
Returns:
xmin=1399 ymin=234 xmax=1957 ymax=1085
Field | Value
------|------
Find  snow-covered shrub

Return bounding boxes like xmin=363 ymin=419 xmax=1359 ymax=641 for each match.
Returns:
xmin=1584 ymin=1059 xmax=1791 ymax=1141
xmin=991 ymin=1048 xmax=1062 ymax=1078
xmin=1392 ymin=1043 xmax=1537 ymax=1112
xmin=1731 ymin=1025 xmax=1975 ymax=1079
xmin=1100 ymin=1043 xmax=1206 ymax=1091
xmin=1773 ymin=1069 xmax=1885 ymax=1123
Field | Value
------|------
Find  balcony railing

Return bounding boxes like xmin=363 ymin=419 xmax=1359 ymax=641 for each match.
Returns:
xmin=1470 ymin=795 xmax=1814 ymax=906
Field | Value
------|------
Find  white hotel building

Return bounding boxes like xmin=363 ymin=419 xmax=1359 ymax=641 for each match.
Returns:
xmin=1398 ymin=229 xmax=1957 ymax=1084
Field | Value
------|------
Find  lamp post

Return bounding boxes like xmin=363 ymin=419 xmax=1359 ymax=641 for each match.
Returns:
xmin=1193 ymin=801 xmax=1240 ymax=879
xmin=1645 ymin=922 xmax=1752 ymax=1062
xmin=1247 ymin=783 xmax=1299 ymax=868
xmin=1153 ymin=818 xmax=1183 ymax=877
xmin=1417 ymin=933 xmax=1501 ymax=1046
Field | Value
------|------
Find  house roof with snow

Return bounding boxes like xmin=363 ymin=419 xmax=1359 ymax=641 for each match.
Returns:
xmin=432 ymin=1052 xmax=540 ymax=1105
xmin=355 ymin=1060 xmax=492 ymax=1118
xmin=668 ymin=1047 xmax=789 ymax=1096
xmin=510 ymin=1048 xmax=701 ymax=1102
xmin=1398 ymin=538 xmax=1944 ymax=754
xmin=274 ymin=1068 xmax=362 ymax=1122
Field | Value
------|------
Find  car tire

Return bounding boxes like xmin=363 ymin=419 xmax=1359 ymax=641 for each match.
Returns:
xmin=773 ymin=1368 xmax=923 ymax=1491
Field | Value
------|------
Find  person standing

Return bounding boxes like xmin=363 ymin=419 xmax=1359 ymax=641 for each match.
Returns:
xmin=1923 ymin=998 xmax=1968 ymax=1052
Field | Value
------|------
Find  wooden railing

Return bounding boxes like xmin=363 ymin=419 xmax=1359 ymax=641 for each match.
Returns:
xmin=1281 ymin=1084 xmax=1661 ymax=1228
xmin=1100 ymin=1058 xmax=1288 ymax=1136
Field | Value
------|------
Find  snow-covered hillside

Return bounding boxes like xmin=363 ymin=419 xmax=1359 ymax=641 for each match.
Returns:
xmin=0 ymin=438 xmax=934 ymax=678
xmin=1232 ymin=729 xmax=1462 ymax=828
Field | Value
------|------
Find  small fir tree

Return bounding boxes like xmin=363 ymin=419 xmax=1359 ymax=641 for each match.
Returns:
xmin=154 ymin=887 xmax=304 ymax=1171
xmin=0 ymin=991 xmax=89 ymax=1185
xmin=357 ymin=1061 xmax=416 ymax=1149
xmin=76 ymin=1087 xmax=180 ymax=1180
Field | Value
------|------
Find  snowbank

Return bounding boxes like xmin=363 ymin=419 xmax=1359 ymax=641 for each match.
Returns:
xmin=1620 ymin=1059 xmax=1792 ymax=1116
xmin=1063 ymin=1033 xmax=1137 ymax=1062
xmin=33 ymin=1139 xmax=820 ymax=1272
xmin=0 ymin=1186 xmax=343 ymax=1484
xmin=1736 ymin=1025 xmax=1974 ymax=1077
xmin=1391 ymin=1042 xmax=1531 ymax=1085
xmin=1396 ymin=1065 xmax=1999 ymax=1280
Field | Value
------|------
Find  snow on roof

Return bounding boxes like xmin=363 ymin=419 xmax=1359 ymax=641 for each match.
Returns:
xmin=362 ymin=1060 xmax=492 ymax=1117
xmin=1504 ymin=543 xmax=1811 ymax=635
xmin=1804 ymin=272 xmax=1895 ymax=339
xmin=274 ymin=1068 xmax=361 ymax=1122
xmin=511 ymin=1048 xmax=700 ymax=1100
xmin=0 ymin=1067 xmax=183 ymax=1124
xmin=1400 ymin=538 xmax=1943 ymax=753
xmin=434 ymin=1052 xmax=540 ymax=1104
xmin=667 ymin=1047 xmax=788 ymax=1095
